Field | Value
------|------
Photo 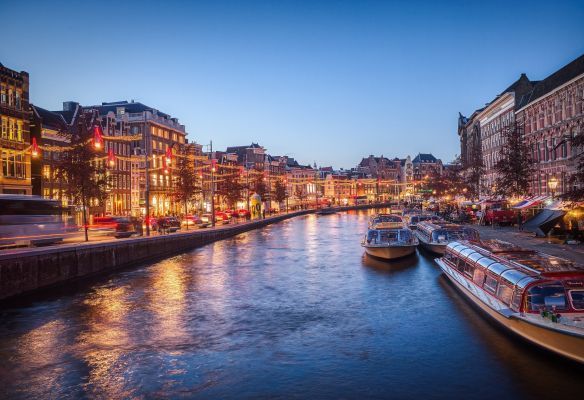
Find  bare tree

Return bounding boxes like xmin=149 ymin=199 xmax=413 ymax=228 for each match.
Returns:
xmin=494 ymin=122 xmax=532 ymax=197
xmin=55 ymin=109 xmax=109 ymax=241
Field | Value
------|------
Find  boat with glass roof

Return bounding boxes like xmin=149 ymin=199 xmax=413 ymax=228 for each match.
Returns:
xmin=406 ymin=214 xmax=443 ymax=230
xmin=369 ymin=214 xmax=404 ymax=229
xmin=414 ymin=221 xmax=480 ymax=254
xmin=436 ymin=239 xmax=584 ymax=363
xmin=362 ymin=221 xmax=418 ymax=260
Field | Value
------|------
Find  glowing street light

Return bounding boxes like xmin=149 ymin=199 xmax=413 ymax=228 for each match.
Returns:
xmin=548 ymin=176 xmax=559 ymax=199
xmin=93 ymin=125 xmax=103 ymax=150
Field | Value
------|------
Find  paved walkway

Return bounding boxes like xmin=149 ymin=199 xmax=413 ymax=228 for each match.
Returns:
xmin=473 ymin=225 xmax=584 ymax=264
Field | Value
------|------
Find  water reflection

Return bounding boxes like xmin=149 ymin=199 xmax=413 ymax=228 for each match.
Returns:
xmin=0 ymin=210 xmax=582 ymax=399
xmin=361 ymin=252 xmax=419 ymax=274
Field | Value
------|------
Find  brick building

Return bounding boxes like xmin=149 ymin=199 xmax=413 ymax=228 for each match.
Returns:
xmin=476 ymin=74 xmax=537 ymax=193
xmin=0 ymin=63 xmax=31 ymax=194
xmin=516 ymin=54 xmax=584 ymax=196
xmin=89 ymin=101 xmax=188 ymax=216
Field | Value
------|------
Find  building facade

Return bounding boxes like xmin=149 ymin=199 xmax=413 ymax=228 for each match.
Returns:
xmin=517 ymin=55 xmax=584 ymax=196
xmin=90 ymin=101 xmax=188 ymax=216
xmin=0 ymin=63 xmax=31 ymax=194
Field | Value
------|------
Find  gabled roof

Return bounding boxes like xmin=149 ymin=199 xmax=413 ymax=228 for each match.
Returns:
xmin=413 ymin=153 xmax=438 ymax=163
xmin=89 ymin=100 xmax=171 ymax=119
xmin=31 ymin=105 xmax=68 ymax=130
xmin=517 ymin=53 xmax=584 ymax=109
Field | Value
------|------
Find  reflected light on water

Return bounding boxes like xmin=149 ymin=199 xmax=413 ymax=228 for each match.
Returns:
xmin=75 ymin=285 xmax=133 ymax=399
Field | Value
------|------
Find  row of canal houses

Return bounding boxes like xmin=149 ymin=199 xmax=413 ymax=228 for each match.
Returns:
xmin=1 ymin=59 xmax=444 ymax=217
xmin=458 ymin=54 xmax=584 ymax=197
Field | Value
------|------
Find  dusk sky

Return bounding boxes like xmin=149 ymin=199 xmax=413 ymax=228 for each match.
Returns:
xmin=2 ymin=0 xmax=583 ymax=168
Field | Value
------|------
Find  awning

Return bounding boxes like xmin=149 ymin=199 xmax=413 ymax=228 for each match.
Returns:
xmin=523 ymin=209 xmax=566 ymax=237
xmin=513 ymin=195 xmax=550 ymax=209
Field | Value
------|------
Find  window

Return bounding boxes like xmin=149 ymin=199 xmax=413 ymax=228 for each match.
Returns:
xmin=496 ymin=284 xmax=513 ymax=305
xmin=16 ymin=121 xmax=22 ymax=142
xmin=1 ymin=117 xmax=7 ymax=139
xmin=544 ymin=140 xmax=549 ymax=161
xmin=463 ymin=262 xmax=474 ymax=278
xmin=484 ymin=275 xmax=498 ymax=294
xmin=569 ymin=290 xmax=584 ymax=311
xmin=15 ymin=90 xmax=21 ymax=110
xmin=527 ymin=283 xmax=567 ymax=312
xmin=0 ymin=84 xmax=6 ymax=103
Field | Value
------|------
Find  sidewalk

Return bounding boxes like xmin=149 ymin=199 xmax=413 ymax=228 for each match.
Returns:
xmin=473 ymin=225 xmax=584 ymax=264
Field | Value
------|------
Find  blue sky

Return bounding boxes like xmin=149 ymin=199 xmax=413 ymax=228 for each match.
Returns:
xmin=1 ymin=0 xmax=583 ymax=168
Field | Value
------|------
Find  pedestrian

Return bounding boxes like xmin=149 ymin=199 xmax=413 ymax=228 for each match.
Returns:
xmin=517 ymin=211 xmax=523 ymax=231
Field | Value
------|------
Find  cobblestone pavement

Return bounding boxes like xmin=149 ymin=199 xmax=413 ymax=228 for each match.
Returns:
xmin=473 ymin=224 xmax=584 ymax=264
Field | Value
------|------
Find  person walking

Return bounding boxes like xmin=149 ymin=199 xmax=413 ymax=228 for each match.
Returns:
xmin=517 ymin=211 xmax=523 ymax=231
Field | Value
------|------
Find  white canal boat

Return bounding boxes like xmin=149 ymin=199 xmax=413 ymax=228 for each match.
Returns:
xmin=414 ymin=221 xmax=480 ymax=254
xmin=362 ymin=222 xmax=418 ymax=260
xmin=436 ymin=240 xmax=584 ymax=363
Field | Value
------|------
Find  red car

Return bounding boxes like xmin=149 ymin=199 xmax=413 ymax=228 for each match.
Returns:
xmin=483 ymin=201 xmax=516 ymax=225
xmin=236 ymin=209 xmax=251 ymax=218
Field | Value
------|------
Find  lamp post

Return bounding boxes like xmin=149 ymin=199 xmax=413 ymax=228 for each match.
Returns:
xmin=548 ymin=176 xmax=559 ymax=200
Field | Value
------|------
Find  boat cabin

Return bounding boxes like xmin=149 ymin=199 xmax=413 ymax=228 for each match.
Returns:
xmin=366 ymin=229 xmax=416 ymax=245
xmin=369 ymin=214 xmax=403 ymax=228
xmin=443 ymin=241 xmax=584 ymax=314
xmin=416 ymin=221 xmax=479 ymax=244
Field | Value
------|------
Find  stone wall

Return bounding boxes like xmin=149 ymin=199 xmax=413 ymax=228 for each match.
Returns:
xmin=0 ymin=204 xmax=390 ymax=301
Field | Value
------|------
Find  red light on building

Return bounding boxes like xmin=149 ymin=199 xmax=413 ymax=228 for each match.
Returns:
xmin=93 ymin=125 xmax=103 ymax=150
xmin=31 ymin=137 xmax=40 ymax=158
xmin=108 ymin=149 xmax=115 ymax=167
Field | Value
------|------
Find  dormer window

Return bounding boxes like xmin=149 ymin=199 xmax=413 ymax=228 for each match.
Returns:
xmin=116 ymin=107 xmax=125 ymax=116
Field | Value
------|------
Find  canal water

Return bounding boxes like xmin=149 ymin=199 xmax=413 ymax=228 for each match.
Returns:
xmin=0 ymin=210 xmax=582 ymax=399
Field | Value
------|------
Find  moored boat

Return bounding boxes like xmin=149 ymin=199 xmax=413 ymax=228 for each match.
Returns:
xmin=369 ymin=213 xmax=403 ymax=229
xmin=436 ymin=240 xmax=584 ymax=363
xmin=415 ymin=221 xmax=479 ymax=254
xmin=407 ymin=214 xmax=442 ymax=230
xmin=362 ymin=225 xmax=418 ymax=260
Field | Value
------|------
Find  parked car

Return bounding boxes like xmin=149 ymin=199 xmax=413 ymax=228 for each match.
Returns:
xmin=92 ymin=216 xmax=136 ymax=238
xmin=215 ymin=211 xmax=230 ymax=224
xmin=237 ymin=209 xmax=251 ymax=218
xmin=182 ymin=214 xmax=202 ymax=227
xmin=157 ymin=217 xmax=181 ymax=233
xmin=483 ymin=201 xmax=516 ymax=226
xmin=201 ymin=213 xmax=213 ymax=225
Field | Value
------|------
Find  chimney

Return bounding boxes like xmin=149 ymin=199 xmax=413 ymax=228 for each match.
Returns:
xmin=63 ymin=101 xmax=79 ymax=112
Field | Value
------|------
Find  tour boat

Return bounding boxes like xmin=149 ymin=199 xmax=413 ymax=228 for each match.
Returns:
xmin=414 ymin=221 xmax=480 ymax=254
xmin=407 ymin=214 xmax=443 ymax=230
xmin=316 ymin=207 xmax=337 ymax=215
xmin=369 ymin=213 xmax=404 ymax=229
xmin=436 ymin=240 xmax=584 ymax=363
xmin=362 ymin=224 xmax=418 ymax=260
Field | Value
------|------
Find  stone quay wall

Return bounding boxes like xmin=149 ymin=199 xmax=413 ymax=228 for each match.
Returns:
xmin=0 ymin=204 xmax=391 ymax=301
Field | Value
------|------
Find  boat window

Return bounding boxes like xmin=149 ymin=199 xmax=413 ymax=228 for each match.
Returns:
xmin=463 ymin=262 xmax=474 ymax=278
xmin=398 ymin=230 xmax=412 ymax=242
xmin=496 ymin=284 xmax=513 ymax=305
xmin=526 ymin=283 xmax=567 ymax=311
xmin=511 ymin=290 xmax=523 ymax=311
xmin=367 ymin=231 xmax=378 ymax=243
xmin=568 ymin=290 xmax=584 ymax=311
xmin=484 ymin=275 xmax=498 ymax=294
xmin=472 ymin=269 xmax=484 ymax=286
xmin=379 ymin=230 xmax=398 ymax=242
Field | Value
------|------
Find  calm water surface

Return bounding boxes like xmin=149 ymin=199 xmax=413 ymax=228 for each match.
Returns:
xmin=0 ymin=210 xmax=582 ymax=399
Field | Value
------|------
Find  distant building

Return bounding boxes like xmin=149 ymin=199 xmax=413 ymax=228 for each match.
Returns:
xmin=30 ymin=104 xmax=79 ymax=202
xmin=225 ymin=143 xmax=266 ymax=171
xmin=412 ymin=153 xmax=442 ymax=180
xmin=0 ymin=63 xmax=31 ymax=194
xmin=516 ymin=54 xmax=584 ymax=196
xmin=476 ymin=74 xmax=537 ymax=193
xmin=88 ymin=100 xmax=188 ymax=216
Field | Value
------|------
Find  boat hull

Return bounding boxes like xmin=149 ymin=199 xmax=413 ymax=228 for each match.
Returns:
xmin=417 ymin=236 xmax=446 ymax=255
xmin=363 ymin=245 xmax=416 ymax=260
xmin=436 ymin=259 xmax=584 ymax=364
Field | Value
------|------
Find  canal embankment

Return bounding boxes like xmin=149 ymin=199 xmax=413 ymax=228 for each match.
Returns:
xmin=0 ymin=203 xmax=390 ymax=301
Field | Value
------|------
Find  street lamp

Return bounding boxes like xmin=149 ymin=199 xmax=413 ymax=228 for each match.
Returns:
xmin=548 ymin=176 xmax=559 ymax=200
